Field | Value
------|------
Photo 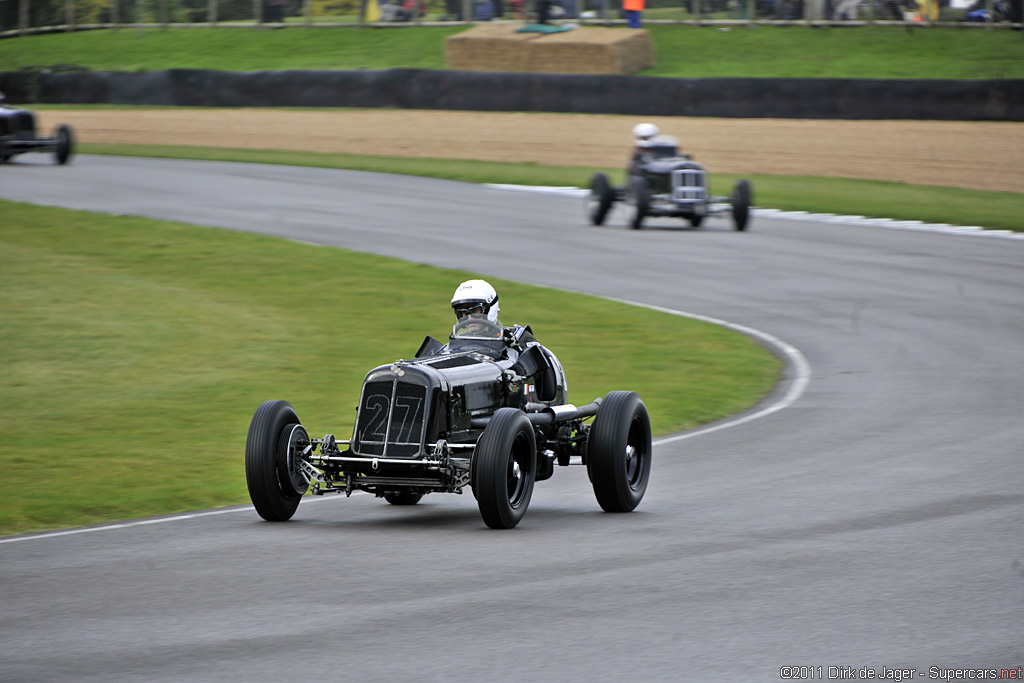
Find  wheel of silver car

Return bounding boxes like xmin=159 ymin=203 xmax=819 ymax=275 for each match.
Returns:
xmin=473 ymin=408 xmax=536 ymax=529
xmin=54 ymin=124 xmax=74 ymax=165
xmin=245 ymin=400 xmax=308 ymax=521
xmin=586 ymin=172 xmax=615 ymax=226
xmin=626 ymin=176 xmax=649 ymax=230
xmin=384 ymin=491 xmax=424 ymax=505
xmin=587 ymin=391 xmax=652 ymax=513
xmin=731 ymin=179 xmax=753 ymax=231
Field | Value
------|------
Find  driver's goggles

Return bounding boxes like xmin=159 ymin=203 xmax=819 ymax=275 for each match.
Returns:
xmin=454 ymin=304 xmax=485 ymax=317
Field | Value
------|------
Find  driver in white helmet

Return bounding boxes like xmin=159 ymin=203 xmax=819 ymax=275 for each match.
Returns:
xmin=450 ymin=279 xmax=536 ymax=349
xmin=628 ymin=122 xmax=660 ymax=174
xmin=451 ymin=279 xmax=502 ymax=338
xmin=628 ymin=122 xmax=687 ymax=173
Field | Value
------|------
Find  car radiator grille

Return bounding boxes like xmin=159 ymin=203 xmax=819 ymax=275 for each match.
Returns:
xmin=355 ymin=380 xmax=428 ymax=458
xmin=672 ymin=169 xmax=707 ymax=203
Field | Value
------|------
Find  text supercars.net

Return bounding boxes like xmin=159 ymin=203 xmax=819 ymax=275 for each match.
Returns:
xmin=779 ymin=667 xmax=1024 ymax=681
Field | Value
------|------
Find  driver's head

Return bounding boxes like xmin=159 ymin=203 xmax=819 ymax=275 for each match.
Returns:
xmin=451 ymin=279 xmax=500 ymax=324
xmin=632 ymin=122 xmax=659 ymax=144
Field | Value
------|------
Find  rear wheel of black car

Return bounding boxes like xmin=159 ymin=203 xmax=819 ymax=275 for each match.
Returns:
xmin=586 ymin=172 xmax=615 ymax=226
xmin=626 ymin=176 xmax=649 ymax=230
xmin=384 ymin=491 xmax=424 ymax=505
xmin=587 ymin=391 xmax=652 ymax=513
xmin=473 ymin=408 xmax=537 ymax=529
xmin=245 ymin=400 xmax=309 ymax=521
xmin=731 ymin=179 xmax=752 ymax=231
xmin=54 ymin=124 xmax=74 ymax=165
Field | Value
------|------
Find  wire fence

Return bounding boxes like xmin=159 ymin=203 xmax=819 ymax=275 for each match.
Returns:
xmin=0 ymin=0 xmax=1020 ymax=34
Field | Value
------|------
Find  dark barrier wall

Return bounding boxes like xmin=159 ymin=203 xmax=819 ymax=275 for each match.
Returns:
xmin=1 ymin=68 xmax=1021 ymax=120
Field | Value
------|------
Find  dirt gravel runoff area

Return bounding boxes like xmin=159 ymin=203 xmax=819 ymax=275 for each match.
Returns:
xmin=38 ymin=109 xmax=1024 ymax=194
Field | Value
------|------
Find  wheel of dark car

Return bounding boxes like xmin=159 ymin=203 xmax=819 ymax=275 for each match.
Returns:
xmin=473 ymin=407 xmax=537 ymax=529
xmin=587 ymin=391 xmax=652 ymax=513
xmin=384 ymin=491 xmax=424 ymax=505
xmin=688 ymin=215 xmax=704 ymax=228
xmin=626 ymin=176 xmax=649 ymax=230
xmin=54 ymin=124 xmax=74 ymax=165
xmin=730 ymin=179 xmax=753 ymax=231
xmin=586 ymin=172 xmax=615 ymax=226
xmin=245 ymin=400 xmax=309 ymax=521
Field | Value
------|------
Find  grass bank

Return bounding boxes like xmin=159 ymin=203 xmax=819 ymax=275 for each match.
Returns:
xmin=1 ymin=25 xmax=1022 ymax=78
xmin=0 ymin=199 xmax=780 ymax=536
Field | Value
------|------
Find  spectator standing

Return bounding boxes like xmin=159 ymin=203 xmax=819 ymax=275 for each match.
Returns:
xmin=623 ymin=0 xmax=645 ymax=27
xmin=831 ymin=0 xmax=859 ymax=19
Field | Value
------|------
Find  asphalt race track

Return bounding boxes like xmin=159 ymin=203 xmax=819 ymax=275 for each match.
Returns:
xmin=2 ymin=156 xmax=1023 ymax=682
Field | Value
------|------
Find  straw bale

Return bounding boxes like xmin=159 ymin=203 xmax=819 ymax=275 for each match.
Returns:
xmin=445 ymin=24 xmax=543 ymax=73
xmin=527 ymin=28 xmax=655 ymax=75
xmin=445 ymin=25 xmax=655 ymax=75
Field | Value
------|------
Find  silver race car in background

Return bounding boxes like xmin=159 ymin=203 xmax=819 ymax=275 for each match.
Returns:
xmin=587 ymin=135 xmax=752 ymax=231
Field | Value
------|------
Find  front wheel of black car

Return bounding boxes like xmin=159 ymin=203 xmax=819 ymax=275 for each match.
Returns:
xmin=586 ymin=172 xmax=615 ymax=226
xmin=731 ymin=179 xmax=752 ymax=231
xmin=587 ymin=391 xmax=652 ymax=513
xmin=54 ymin=124 xmax=74 ymax=165
xmin=473 ymin=408 xmax=537 ymax=529
xmin=245 ymin=400 xmax=309 ymax=521
xmin=626 ymin=176 xmax=649 ymax=230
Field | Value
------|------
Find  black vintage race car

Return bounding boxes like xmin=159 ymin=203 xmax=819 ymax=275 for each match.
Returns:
xmin=586 ymin=136 xmax=752 ymax=231
xmin=0 ymin=95 xmax=75 ymax=165
xmin=245 ymin=318 xmax=652 ymax=529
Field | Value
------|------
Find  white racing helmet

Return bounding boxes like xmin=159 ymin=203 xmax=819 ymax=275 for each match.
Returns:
xmin=632 ymin=122 xmax=660 ymax=142
xmin=451 ymin=279 xmax=500 ymax=324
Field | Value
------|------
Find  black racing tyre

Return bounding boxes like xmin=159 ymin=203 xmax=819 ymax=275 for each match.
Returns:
xmin=54 ymin=124 xmax=74 ymax=165
xmin=731 ymin=179 xmax=752 ymax=231
xmin=384 ymin=491 xmax=424 ymax=505
xmin=688 ymin=215 xmax=705 ymax=228
xmin=586 ymin=172 xmax=615 ymax=226
xmin=627 ymin=176 xmax=649 ymax=230
xmin=245 ymin=400 xmax=308 ymax=521
xmin=587 ymin=391 xmax=652 ymax=513
xmin=473 ymin=408 xmax=537 ymax=529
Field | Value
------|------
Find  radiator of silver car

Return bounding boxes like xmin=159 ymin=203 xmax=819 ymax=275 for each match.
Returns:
xmin=671 ymin=168 xmax=707 ymax=204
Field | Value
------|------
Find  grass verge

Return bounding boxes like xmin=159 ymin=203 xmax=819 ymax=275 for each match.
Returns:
xmin=0 ymin=199 xmax=780 ymax=536
xmin=2 ymin=25 xmax=1022 ymax=79
xmin=81 ymin=142 xmax=1024 ymax=231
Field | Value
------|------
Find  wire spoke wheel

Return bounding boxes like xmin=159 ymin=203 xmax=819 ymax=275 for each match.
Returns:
xmin=474 ymin=408 xmax=537 ymax=529
xmin=245 ymin=400 xmax=307 ymax=521
xmin=587 ymin=391 xmax=652 ymax=512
